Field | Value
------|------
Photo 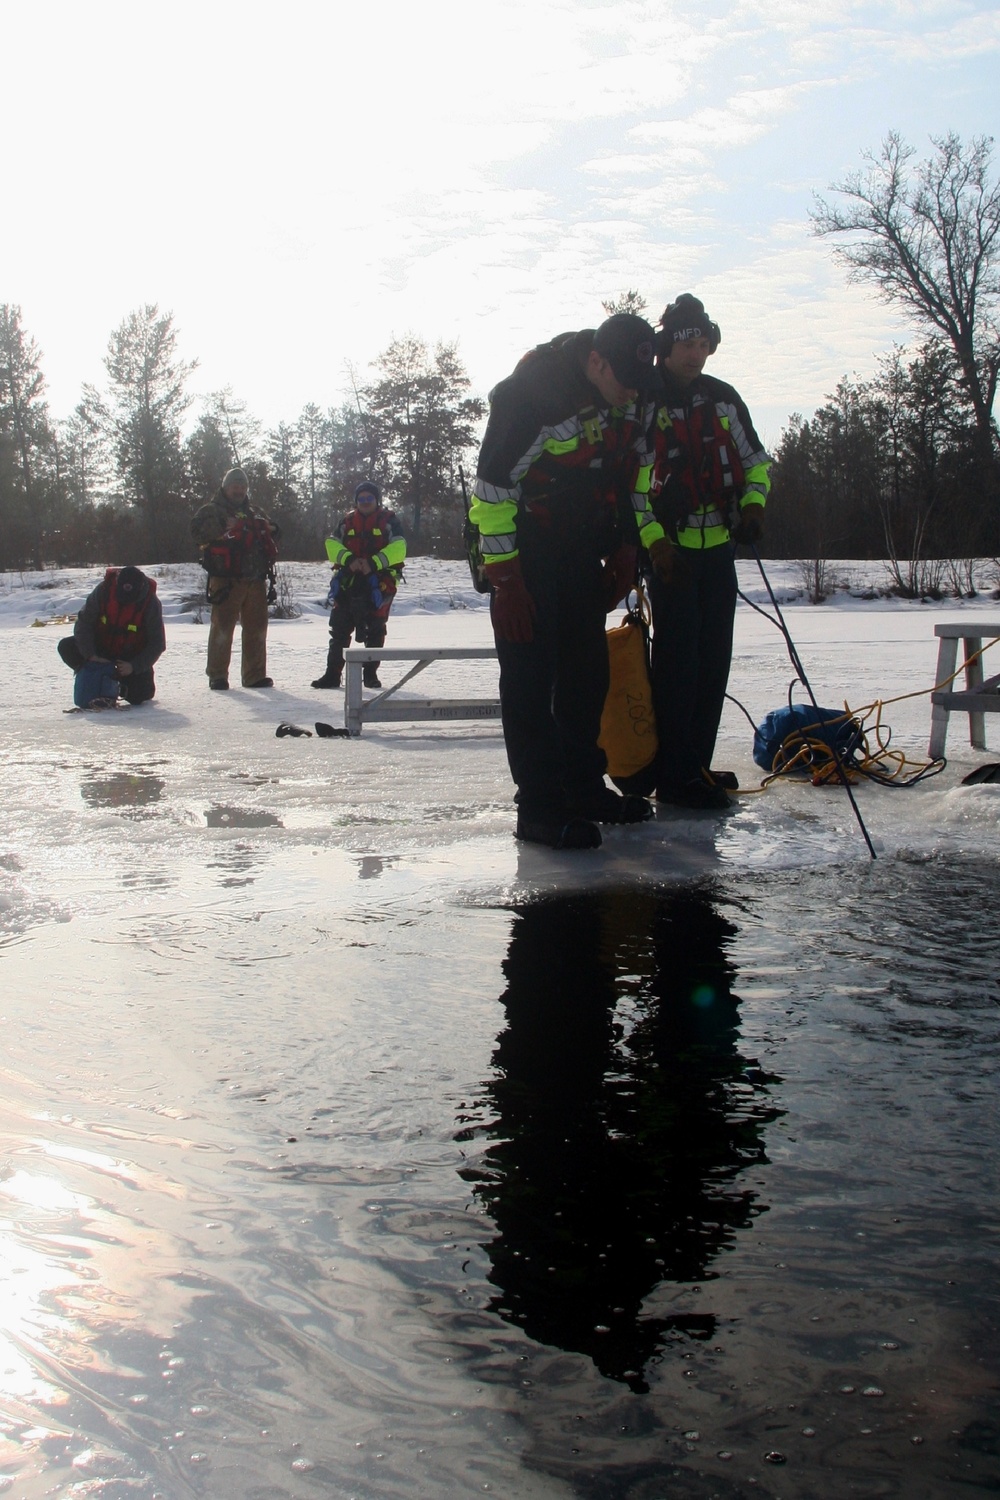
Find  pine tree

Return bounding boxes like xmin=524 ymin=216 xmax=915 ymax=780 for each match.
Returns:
xmin=363 ymin=337 xmax=484 ymax=544
xmin=100 ymin=304 xmax=196 ymax=555
xmin=0 ymin=304 xmax=57 ymax=568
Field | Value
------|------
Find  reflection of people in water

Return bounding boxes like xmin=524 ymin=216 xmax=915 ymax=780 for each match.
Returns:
xmin=458 ymin=885 xmax=780 ymax=1392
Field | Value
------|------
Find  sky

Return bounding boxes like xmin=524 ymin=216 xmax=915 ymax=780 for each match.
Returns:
xmin=4 ymin=0 xmax=1000 ymax=451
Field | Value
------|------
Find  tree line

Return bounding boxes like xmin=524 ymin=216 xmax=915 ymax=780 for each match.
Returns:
xmin=3 ymin=132 xmax=998 ymax=581
xmin=766 ymin=132 xmax=1000 ymax=592
xmin=0 ymin=304 xmax=485 ymax=571
xmin=764 ymin=338 xmax=999 ymax=594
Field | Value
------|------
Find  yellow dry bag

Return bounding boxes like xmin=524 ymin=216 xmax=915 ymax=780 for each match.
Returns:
xmin=598 ymin=605 xmax=658 ymax=780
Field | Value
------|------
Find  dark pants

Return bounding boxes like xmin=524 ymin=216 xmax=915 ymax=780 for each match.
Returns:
xmin=58 ymin=636 xmax=156 ymax=705
xmin=648 ymin=544 xmax=737 ymax=792
xmin=322 ymin=579 xmax=389 ymax=677
xmin=494 ymin=536 xmax=609 ymax=817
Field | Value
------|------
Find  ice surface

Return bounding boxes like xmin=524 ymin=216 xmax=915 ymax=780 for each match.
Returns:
xmin=1 ymin=558 xmax=999 ymax=1497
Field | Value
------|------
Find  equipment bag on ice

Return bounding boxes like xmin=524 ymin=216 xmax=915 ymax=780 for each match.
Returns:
xmin=753 ymin=701 xmax=863 ymax=775
xmin=599 ymin=603 xmax=658 ymax=787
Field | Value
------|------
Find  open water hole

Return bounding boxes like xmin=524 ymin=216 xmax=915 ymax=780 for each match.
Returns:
xmin=0 ymin=849 xmax=998 ymax=1499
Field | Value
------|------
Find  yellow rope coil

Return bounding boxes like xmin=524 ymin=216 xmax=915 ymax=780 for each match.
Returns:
xmin=751 ymin=635 xmax=1000 ymax=792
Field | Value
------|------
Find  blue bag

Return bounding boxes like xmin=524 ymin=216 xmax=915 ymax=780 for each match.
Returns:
xmin=753 ymin=702 xmax=863 ymax=773
xmin=74 ymin=660 xmax=120 ymax=708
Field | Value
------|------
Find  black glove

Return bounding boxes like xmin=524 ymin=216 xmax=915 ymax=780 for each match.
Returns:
xmin=732 ymin=505 xmax=764 ymax=546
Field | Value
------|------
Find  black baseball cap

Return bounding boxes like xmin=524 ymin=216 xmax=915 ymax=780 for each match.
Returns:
xmin=592 ymin=313 xmax=657 ymax=390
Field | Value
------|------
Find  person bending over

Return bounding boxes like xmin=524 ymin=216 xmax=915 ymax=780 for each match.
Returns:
xmin=470 ymin=313 xmax=673 ymax=850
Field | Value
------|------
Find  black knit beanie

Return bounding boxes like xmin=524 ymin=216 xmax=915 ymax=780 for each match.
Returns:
xmin=658 ymin=294 xmax=721 ymax=355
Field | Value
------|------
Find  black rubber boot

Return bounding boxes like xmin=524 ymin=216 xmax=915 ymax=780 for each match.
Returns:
xmin=313 ymin=642 xmax=344 ymax=689
xmin=569 ymin=786 xmax=654 ymax=824
xmin=363 ymin=665 xmax=382 ymax=689
xmin=515 ymin=813 xmax=602 ymax=850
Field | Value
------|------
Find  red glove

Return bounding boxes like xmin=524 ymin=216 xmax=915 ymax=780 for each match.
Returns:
xmin=485 ymin=557 xmax=536 ymax=644
xmin=647 ymin=536 xmax=676 ymax=584
xmin=602 ymin=544 xmax=637 ymax=610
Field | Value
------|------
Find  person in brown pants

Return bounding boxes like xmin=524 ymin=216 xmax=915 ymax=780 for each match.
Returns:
xmin=191 ymin=468 xmax=280 ymax=689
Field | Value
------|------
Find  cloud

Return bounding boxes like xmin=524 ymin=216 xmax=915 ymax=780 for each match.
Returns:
xmin=626 ymin=82 xmax=826 ymax=159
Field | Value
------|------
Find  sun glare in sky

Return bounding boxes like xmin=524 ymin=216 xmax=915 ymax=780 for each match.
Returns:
xmin=5 ymin=0 xmax=999 ymax=445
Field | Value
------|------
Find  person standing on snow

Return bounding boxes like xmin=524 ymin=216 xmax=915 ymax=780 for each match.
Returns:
xmin=58 ymin=565 xmax=165 ymax=707
xmin=191 ymin=467 xmax=280 ymax=691
xmin=312 ymin=480 xmax=407 ymax=691
xmin=469 ymin=313 xmax=674 ymax=850
xmin=643 ymin=294 xmax=771 ymax=811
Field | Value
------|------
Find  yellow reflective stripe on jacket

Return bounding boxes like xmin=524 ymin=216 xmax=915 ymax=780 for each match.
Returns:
xmin=100 ymin=615 xmax=137 ymax=632
xmin=632 ymin=461 xmax=665 ymax=549
xmin=677 ymin=522 xmax=731 ymax=550
xmin=742 ymin=461 xmax=771 ymax=505
xmin=469 ymin=477 xmax=519 ymax=560
xmin=373 ymin=535 xmax=407 ymax=571
xmin=542 ymin=436 xmax=583 ymax=456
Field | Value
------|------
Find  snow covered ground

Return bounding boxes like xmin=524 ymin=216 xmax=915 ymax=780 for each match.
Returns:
xmin=3 ymin=556 xmax=999 ymax=904
xmin=1 ymin=558 xmax=999 ymax=1498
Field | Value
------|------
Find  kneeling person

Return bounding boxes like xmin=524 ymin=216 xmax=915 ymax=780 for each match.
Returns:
xmin=313 ymin=480 xmax=406 ymax=690
xmin=58 ymin=566 xmax=165 ymax=708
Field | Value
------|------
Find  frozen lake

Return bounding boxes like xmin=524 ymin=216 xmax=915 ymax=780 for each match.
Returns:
xmin=1 ymin=560 xmax=999 ymax=1497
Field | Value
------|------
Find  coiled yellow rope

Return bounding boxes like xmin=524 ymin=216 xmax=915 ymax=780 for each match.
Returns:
xmin=751 ymin=635 xmax=1000 ymax=791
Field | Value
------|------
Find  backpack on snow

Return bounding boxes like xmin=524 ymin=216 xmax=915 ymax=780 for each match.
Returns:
xmin=753 ymin=702 xmax=863 ymax=776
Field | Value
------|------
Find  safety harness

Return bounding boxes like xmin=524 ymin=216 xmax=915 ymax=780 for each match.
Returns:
xmin=201 ymin=516 xmax=278 ymax=605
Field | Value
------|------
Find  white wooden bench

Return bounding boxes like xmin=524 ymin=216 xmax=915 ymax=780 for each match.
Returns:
xmin=928 ymin=622 xmax=1000 ymax=758
xmin=343 ymin=646 xmax=501 ymax=736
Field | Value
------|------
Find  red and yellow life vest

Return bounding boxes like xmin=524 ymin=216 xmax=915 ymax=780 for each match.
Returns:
xmin=653 ymin=400 xmax=745 ymax=546
xmin=97 ymin=569 xmax=156 ymax=659
xmin=335 ymin=509 xmax=400 ymax=597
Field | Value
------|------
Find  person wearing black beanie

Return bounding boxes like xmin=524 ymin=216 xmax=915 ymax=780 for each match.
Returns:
xmin=57 ymin=565 xmax=165 ymax=707
xmin=634 ymin=295 xmax=771 ymax=811
xmin=312 ymin=480 xmax=407 ymax=690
